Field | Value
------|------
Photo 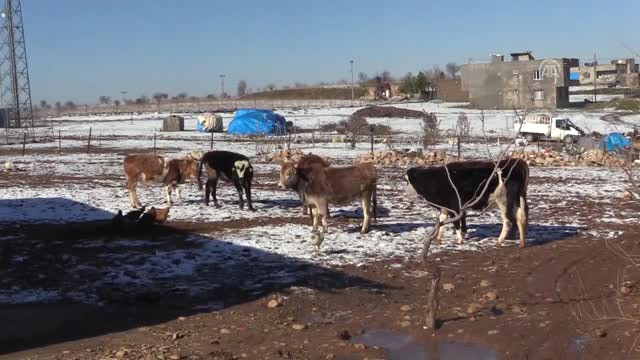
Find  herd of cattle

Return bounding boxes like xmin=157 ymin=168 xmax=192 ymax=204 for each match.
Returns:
xmin=123 ymin=150 xmax=530 ymax=248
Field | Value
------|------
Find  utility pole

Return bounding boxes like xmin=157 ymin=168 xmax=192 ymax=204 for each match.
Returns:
xmin=350 ymin=60 xmax=354 ymax=106
xmin=593 ymin=53 xmax=597 ymax=103
xmin=0 ymin=0 xmax=34 ymax=129
xmin=219 ymin=74 xmax=226 ymax=98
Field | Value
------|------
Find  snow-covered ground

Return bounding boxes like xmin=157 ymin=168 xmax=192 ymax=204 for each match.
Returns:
xmin=0 ymin=101 xmax=637 ymax=305
xmin=41 ymin=101 xmax=634 ymax=141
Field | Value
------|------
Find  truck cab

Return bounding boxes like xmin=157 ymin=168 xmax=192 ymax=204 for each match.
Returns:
xmin=515 ymin=114 xmax=585 ymax=143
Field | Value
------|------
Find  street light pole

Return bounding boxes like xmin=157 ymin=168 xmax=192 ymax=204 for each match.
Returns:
xmin=350 ymin=60 xmax=354 ymax=106
xmin=219 ymin=74 xmax=226 ymax=98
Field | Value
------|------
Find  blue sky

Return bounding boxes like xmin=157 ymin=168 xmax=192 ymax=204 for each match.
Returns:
xmin=23 ymin=0 xmax=640 ymax=104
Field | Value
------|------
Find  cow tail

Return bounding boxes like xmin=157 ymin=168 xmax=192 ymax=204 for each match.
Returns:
xmin=373 ymin=186 xmax=378 ymax=224
xmin=197 ymin=159 xmax=204 ymax=190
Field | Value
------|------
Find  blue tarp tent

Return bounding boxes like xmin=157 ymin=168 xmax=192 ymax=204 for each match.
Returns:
xmin=227 ymin=109 xmax=287 ymax=136
xmin=600 ymin=132 xmax=630 ymax=152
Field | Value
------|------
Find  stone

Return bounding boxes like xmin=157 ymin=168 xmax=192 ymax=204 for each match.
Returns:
xmin=115 ymin=350 xmax=128 ymax=358
xmin=169 ymin=355 xmax=181 ymax=360
xmin=400 ymin=305 xmax=412 ymax=312
xmin=442 ymin=283 xmax=455 ymax=291
xmin=354 ymin=343 xmax=366 ymax=350
xmin=267 ymin=298 xmax=282 ymax=308
xmin=595 ymin=328 xmax=607 ymax=338
xmin=467 ymin=303 xmax=483 ymax=314
xmin=292 ymin=324 xmax=307 ymax=331
xmin=480 ymin=279 xmax=491 ymax=287
xmin=485 ymin=291 xmax=498 ymax=300
xmin=220 ymin=328 xmax=231 ymax=334
xmin=511 ymin=305 xmax=524 ymax=314
xmin=488 ymin=330 xmax=499 ymax=335
xmin=337 ymin=330 xmax=351 ymax=340
xmin=400 ymin=320 xmax=411 ymax=327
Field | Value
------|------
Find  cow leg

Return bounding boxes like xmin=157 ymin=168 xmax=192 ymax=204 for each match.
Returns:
xmin=126 ymin=177 xmax=142 ymax=208
xmin=176 ymin=185 xmax=182 ymax=201
xmin=311 ymin=205 xmax=320 ymax=232
xmin=164 ymin=185 xmax=173 ymax=207
xmin=210 ymin=177 xmax=220 ymax=208
xmin=461 ymin=213 xmax=468 ymax=234
xmin=453 ymin=218 xmax=464 ymax=244
xmin=317 ymin=199 xmax=329 ymax=233
xmin=234 ymin=182 xmax=245 ymax=210
xmin=244 ymin=181 xmax=255 ymax=211
xmin=516 ymin=196 xmax=528 ymax=248
xmin=497 ymin=200 xmax=512 ymax=245
xmin=360 ymin=192 xmax=372 ymax=234
xmin=436 ymin=209 xmax=448 ymax=244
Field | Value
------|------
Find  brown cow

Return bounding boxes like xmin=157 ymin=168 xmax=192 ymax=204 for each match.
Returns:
xmin=279 ymin=154 xmax=330 ymax=215
xmin=290 ymin=162 xmax=378 ymax=234
xmin=124 ymin=153 xmax=200 ymax=208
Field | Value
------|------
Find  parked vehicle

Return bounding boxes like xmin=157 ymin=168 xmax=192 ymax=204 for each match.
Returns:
xmin=514 ymin=114 xmax=585 ymax=144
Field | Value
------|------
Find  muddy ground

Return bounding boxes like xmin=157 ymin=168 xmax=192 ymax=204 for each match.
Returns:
xmin=1 ymin=152 xmax=640 ymax=360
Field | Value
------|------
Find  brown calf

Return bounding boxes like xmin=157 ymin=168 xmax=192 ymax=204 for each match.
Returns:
xmin=124 ymin=153 xmax=199 ymax=208
xmin=294 ymin=162 xmax=378 ymax=234
xmin=279 ymin=154 xmax=330 ymax=216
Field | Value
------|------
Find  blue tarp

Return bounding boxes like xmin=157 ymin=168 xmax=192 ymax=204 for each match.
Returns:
xmin=569 ymin=72 xmax=580 ymax=81
xmin=227 ymin=109 xmax=287 ymax=136
xmin=600 ymin=132 xmax=630 ymax=152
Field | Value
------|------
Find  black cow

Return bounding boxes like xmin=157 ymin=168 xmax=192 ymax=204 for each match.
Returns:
xmin=406 ymin=158 xmax=529 ymax=247
xmin=198 ymin=151 xmax=255 ymax=210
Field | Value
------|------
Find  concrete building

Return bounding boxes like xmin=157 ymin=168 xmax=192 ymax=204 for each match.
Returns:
xmin=570 ymin=59 xmax=639 ymax=87
xmin=461 ymin=52 xmax=578 ymax=109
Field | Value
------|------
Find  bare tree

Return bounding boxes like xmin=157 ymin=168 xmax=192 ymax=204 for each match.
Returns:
xmin=176 ymin=92 xmax=188 ymax=100
xmin=64 ymin=100 xmax=77 ymax=110
xmin=40 ymin=100 xmax=47 ymax=109
xmin=266 ymin=83 xmax=276 ymax=91
xmin=358 ymin=72 xmax=369 ymax=87
xmin=114 ymin=99 xmax=121 ymax=110
xmin=98 ymin=96 xmax=111 ymax=105
xmin=422 ymin=112 xmax=441 ymax=147
xmin=381 ymin=70 xmax=393 ymax=83
xmin=237 ymin=80 xmax=247 ymax=97
xmin=206 ymin=94 xmax=217 ymax=100
xmin=153 ymin=92 xmax=168 ymax=103
xmin=55 ymin=101 xmax=62 ymax=114
xmin=445 ymin=62 xmax=461 ymax=79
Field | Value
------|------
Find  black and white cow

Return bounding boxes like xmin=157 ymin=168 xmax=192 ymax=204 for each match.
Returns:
xmin=197 ymin=151 xmax=255 ymax=210
xmin=405 ymin=158 xmax=529 ymax=247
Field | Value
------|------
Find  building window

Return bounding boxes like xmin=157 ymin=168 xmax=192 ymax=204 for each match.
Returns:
xmin=513 ymin=70 xmax=519 ymax=75
xmin=533 ymin=70 xmax=542 ymax=80
xmin=534 ymin=90 xmax=544 ymax=100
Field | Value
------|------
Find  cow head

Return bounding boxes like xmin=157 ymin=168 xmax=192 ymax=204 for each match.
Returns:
xmin=279 ymin=161 xmax=297 ymax=189
xmin=177 ymin=158 xmax=200 ymax=180
xmin=234 ymin=160 xmax=252 ymax=182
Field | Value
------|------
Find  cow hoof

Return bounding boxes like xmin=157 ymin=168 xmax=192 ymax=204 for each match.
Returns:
xmin=248 ymin=207 xmax=256 ymax=212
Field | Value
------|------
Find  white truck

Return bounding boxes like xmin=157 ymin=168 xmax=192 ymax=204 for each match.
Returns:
xmin=514 ymin=114 xmax=586 ymax=144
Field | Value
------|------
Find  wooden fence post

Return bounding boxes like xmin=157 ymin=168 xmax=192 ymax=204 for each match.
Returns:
xmin=87 ymin=127 xmax=92 ymax=153
xmin=153 ymin=131 xmax=157 ymax=154
xmin=426 ymin=267 xmax=441 ymax=330
xmin=21 ymin=130 xmax=26 ymax=156
xmin=58 ymin=130 xmax=61 ymax=153
xmin=210 ymin=130 xmax=214 ymax=150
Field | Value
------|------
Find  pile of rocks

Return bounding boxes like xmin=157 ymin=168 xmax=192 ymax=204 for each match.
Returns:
xmin=264 ymin=148 xmax=305 ymax=163
xmin=512 ymin=149 xmax=628 ymax=167
xmin=358 ymin=150 xmax=455 ymax=166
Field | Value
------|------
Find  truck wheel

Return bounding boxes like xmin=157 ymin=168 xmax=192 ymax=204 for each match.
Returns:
xmin=525 ymin=134 xmax=536 ymax=142
xmin=564 ymin=135 xmax=574 ymax=144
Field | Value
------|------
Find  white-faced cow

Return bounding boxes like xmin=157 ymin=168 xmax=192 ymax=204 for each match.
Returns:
xmin=289 ymin=162 xmax=378 ymax=234
xmin=279 ymin=154 xmax=330 ymax=216
xmin=405 ymin=158 xmax=529 ymax=247
xmin=124 ymin=153 xmax=200 ymax=208
xmin=198 ymin=151 xmax=255 ymax=210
